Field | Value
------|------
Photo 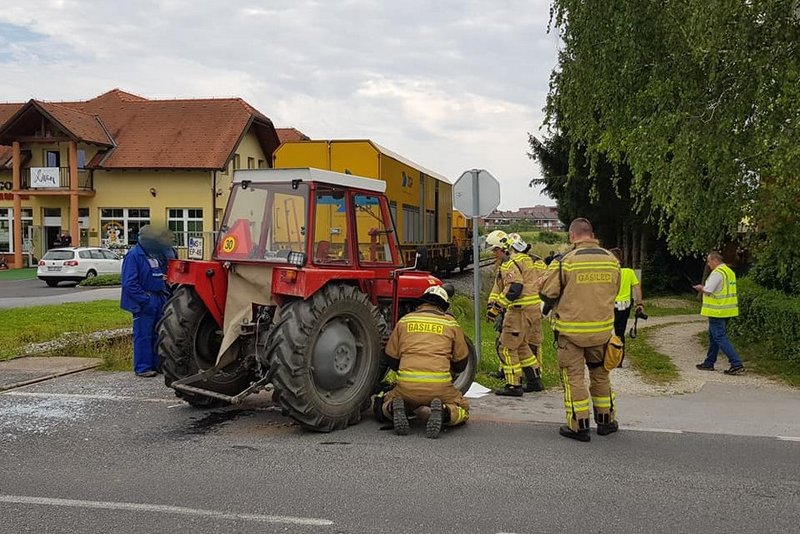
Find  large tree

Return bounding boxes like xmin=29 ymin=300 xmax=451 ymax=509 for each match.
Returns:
xmin=545 ymin=0 xmax=800 ymax=291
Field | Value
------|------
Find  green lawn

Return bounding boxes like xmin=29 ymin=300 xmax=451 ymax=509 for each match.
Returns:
xmin=0 ymin=300 xmax=131 ymax=361
xmin=450 ymin=295 xmax=561 ymax=390
xmin=643 ymin=295 xmax=700 ymax=317
xmin=0 ymin=267 xmax=37 ymax=281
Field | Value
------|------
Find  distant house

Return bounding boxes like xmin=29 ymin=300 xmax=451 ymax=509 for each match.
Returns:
xmin=482 ymin=205 xmax=563 ymax=230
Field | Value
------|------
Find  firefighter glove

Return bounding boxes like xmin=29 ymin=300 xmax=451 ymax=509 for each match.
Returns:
xmin=486 ymin=302 xmax=504 ymax=323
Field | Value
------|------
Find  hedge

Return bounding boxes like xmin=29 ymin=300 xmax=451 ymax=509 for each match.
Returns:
xmin=729 ymin=278 xmax=800 ymax=364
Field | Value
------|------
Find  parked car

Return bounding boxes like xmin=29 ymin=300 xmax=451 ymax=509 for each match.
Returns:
xmin=37 ymin=247 xmax=122 ymax=287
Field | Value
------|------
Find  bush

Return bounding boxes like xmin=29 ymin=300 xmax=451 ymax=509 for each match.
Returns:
xmin=536 ymin=231 xmax=566 ymax=244
xmin=729 ymin=278 xmax=800 ymax=364
xmin=79 ymin=274 xmax=122 ymax=287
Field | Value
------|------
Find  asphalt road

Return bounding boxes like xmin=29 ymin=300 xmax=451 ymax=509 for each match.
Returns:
xmin=2 ymin=371 xmax=798 ymax=534
xmin=0 ymin=278 xmax=120 ymax=308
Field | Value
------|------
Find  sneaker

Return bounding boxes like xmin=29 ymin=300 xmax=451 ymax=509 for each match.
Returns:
xmin=559 ymin=425 xmax=591 ymax=442
xmin=695 ymin=364 xmax=715 ymax=371
xmin=724 ymin=366 xmax=745 ymax=375
xmin=392 ymin=398 xmax=409 ymax=436
xmin=426 ymin=399 xmax=443 ymax=439
xmin=597 ymin=420 xmax=619 ymax=436
xmin=135 ymin=370 xmax=157 ymax=378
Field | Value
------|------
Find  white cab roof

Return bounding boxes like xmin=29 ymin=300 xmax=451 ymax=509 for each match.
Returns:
xmin=232 ymin=167 xmax=387 ymax=193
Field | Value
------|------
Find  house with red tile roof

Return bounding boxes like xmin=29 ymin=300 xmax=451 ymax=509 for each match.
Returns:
xmin=482 ymin=205 xmax=563 ymax=230
xmin=0 ymin=89 xmax=288 ymax=268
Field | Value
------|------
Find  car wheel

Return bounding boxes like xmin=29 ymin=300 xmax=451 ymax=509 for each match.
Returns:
xmin=45 ymin=280 xmax=59 ymax=287
xmin=85 ymin=270 xmax=97 ymax=279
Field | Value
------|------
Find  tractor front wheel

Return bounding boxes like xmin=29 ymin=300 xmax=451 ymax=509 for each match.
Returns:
xmin=452 ymin=337 xmax=478 ymax=395
xmin=157 ymin=286 xmax=254 ymax=408
xmin=268 ymin=284 xmax=389 ymax=432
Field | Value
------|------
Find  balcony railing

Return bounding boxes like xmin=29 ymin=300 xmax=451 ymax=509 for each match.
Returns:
xmin=20 ymin=167 xmax=93 ymax=191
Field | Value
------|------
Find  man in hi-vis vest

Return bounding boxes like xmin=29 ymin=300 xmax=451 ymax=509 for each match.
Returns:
xmin=693 ymin=251 xmax=745 ymax=375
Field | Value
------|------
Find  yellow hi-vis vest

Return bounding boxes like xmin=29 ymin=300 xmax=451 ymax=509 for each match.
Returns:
xmin=701 ymin=264 xmax=739 ymax=318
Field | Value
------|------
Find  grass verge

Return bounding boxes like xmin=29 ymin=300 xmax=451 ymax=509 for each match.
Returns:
xmin=0 ymin=300 xmax=131 ymax=361
xmin=39 ymin=335 xmax=133 ymax=372
xmin=624 ymin=326 xmax=680 ymax=384
xmin=451 ymin=294 xmax=561 ymax=390
xmin=696 ymin=331 xmax=800 ymax=387
xmin=0 ymin=267 xmax=37 ymax=281
xmin=643 ymin=295 xmax=700 ymax=317
xmin=79 ymin=274 xmax=121 ymax=287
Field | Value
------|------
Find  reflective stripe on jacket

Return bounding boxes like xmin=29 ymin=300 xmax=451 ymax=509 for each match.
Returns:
xmin=701 ymin=264 xmax=739 ymax=318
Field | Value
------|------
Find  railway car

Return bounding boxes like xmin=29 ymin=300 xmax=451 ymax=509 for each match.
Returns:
xmin=273 ymin=139 xmax=472 ymax=273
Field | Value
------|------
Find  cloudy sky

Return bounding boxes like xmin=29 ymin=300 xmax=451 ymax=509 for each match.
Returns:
xmin=0 ymin=0 xmax=560 ymax=210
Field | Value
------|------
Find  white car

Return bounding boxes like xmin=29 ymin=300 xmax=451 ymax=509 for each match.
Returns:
xmin=37 ymin=247 xmax=123 ymax=287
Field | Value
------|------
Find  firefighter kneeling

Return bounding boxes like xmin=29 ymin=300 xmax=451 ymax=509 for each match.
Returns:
xmin=379 ymin=286 xmax=470 ymax=438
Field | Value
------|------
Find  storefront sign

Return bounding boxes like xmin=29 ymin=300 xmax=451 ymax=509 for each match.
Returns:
xmin=30 ymin=167 xmax=60 ymax=188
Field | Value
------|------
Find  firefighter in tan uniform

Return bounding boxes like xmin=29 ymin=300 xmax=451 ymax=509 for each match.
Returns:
xmin=485 ymin=230 xmax=543 ymax=396
xmin=380 ymin=285 xmax=470 ymax=439
xmin=539 ymin=218 xmax=621 ymax=442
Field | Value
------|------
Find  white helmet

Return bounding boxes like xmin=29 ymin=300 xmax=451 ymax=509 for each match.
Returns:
xmin=485 ymin=230 xmax=510 ymax=251
xmin=508 ymin=233 xmax=528 ymax=253
xmin=420 ymin=285 xmax=450 ymax=310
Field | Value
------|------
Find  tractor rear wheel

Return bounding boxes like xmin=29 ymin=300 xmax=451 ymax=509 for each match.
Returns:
xmin=268 ymin=284 xmax=389 ymax=432
xmin=452 ymin=337 xmax=478 ymax=394
xmin=157 ymin=285 xmax=254 ymax=408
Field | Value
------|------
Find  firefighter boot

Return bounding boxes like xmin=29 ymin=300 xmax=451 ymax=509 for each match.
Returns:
xmin=522 ymin=367 xmax=544 ymax=393
xmin=494 ymin=384 xmax=524 ymax=397
xmin=559 ymin=425 xmax=591 ymax=442
xmin=426 ymin=399 xmax=443 ymax=439
xmin=391 ymin=398 xmax=410 ymax=436
xmin=595 ymin=412 xmax=619 ymax=436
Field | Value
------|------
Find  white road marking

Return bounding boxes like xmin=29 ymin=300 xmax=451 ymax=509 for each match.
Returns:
xmin=2 ymin=392 xmax=175 ymax=403
xmin=776 ymin=436 xmax=800 ymax=442
xmin=622 ymin=427 xmax=684 ymax=434
xmin=0 ymin=495 xmax=333 ymax=526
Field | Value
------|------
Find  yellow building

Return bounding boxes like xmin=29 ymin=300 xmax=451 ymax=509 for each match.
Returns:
xmin=0 ymin=89 xmax=281 ymax=268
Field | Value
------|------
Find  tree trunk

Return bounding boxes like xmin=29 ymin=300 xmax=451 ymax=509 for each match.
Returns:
xmin=639 ymin=225 xmax=648 ymax=269
xmin=621 ymin=225 xmax=629 ymax=267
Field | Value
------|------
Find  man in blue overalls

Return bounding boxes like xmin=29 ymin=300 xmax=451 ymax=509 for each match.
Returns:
xmin=120 ymin=225 xmax=171 ymax=377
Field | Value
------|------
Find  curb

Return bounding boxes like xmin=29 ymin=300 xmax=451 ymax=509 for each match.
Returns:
xmin=0 ymin=361 xmax=102 ymax=392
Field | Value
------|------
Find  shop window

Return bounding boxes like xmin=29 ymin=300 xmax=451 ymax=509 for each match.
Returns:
xmin=168 ymin=208 xmax=204 ymax=247
xmin=100 ymin=207 xmax=150 ymax=247
xmin=0 ymin=208 xmax=33 ymax=253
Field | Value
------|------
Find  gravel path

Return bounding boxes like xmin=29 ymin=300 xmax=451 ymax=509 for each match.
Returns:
xmin=614 ymin=315 xmax=792 ymax=396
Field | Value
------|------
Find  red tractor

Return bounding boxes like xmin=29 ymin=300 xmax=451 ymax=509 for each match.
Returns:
xmin=156 ymin=168 xmax=477 ymax=431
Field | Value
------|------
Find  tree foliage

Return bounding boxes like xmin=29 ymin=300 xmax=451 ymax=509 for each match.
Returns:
xmin=546 ymin=0 xmax=800 ymax=291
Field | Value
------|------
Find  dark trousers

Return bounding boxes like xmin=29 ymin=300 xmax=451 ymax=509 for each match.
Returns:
xmin=613 ymin=306 xmax=632 ymax=345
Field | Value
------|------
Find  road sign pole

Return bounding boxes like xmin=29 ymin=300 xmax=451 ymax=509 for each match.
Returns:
xmin=471 ymin=169 xmax=481 ymax=363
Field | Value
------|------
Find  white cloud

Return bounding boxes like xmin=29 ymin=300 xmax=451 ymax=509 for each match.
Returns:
xmin=0 ymin=0 xmax=560 ymax=209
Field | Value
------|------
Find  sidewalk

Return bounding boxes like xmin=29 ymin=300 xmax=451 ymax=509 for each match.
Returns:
xmin=473 ymin=315 xmax=800 ymax=439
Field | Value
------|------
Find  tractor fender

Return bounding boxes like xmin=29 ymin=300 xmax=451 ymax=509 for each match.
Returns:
xmin=166 ymin=259 xmax=228 ymax=326
xmin=395 ymin=271 xmax=443 ymax=300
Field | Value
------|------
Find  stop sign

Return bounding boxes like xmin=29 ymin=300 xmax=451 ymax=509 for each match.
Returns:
xmin=453 ymin=169 xmax=501 ymax=217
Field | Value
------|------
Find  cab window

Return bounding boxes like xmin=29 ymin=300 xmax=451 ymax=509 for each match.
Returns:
xmin=354 ymin=194 xmax=394 ymax=265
